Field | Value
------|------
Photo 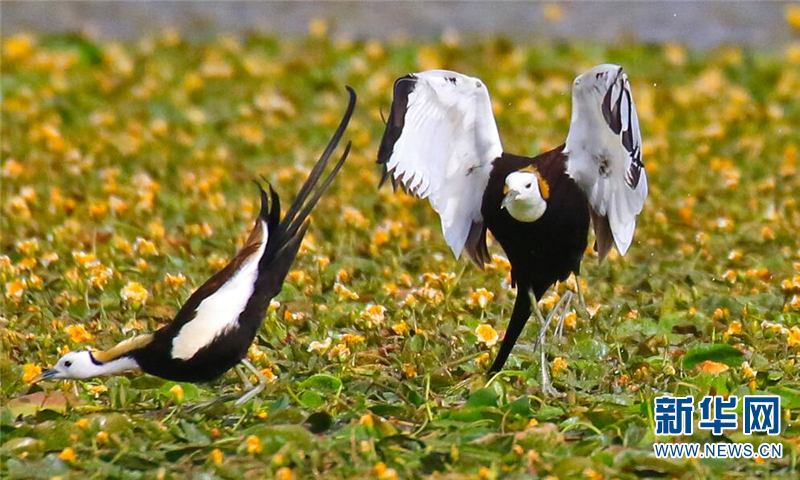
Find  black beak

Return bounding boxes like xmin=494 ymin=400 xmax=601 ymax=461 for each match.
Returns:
xmin=32 ymin=369 xmax=57 ymax=383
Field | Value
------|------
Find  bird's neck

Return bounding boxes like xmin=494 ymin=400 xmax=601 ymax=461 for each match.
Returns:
xmin=87 ymin=352 xmax=141 ymax=377
xmin=88 ymin=333 xmax=152 ymax=376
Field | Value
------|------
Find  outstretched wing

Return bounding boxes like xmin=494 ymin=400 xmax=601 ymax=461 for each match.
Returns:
xmin=377 ymin=70 xmax=503 ymax=266
xmin=570 ymin=71 xmax=647 ymax=259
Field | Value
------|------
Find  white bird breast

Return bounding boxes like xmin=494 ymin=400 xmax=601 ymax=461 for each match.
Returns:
xmin=170 ymin=221 xmax=268 ymax=360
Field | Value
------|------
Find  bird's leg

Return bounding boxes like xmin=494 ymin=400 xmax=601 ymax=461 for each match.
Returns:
xmin=234 ymin=359 xmax=268 ymax=406
xmin=554 ymin=291 xmax=574 ymax=340
xmin=235 ymin=365 xmax=253 ymax=390
xmin=575 ymin=275 xmax=589 ymax=318
xmin=532 ymin=291 xmax=574 ymax=397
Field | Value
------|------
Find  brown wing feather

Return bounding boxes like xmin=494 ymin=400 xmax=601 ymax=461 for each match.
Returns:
xmin=590 ymin=208 xmax=614 ymax=263
xmin=93 ymin=334 xmax=154 ymax=363
xmin=464 ymin=221 xmax=491 ymax=268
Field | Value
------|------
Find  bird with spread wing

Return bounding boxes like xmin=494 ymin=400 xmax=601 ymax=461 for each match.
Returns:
xmin=377 ymin=65 xmax=647 ymax=394
xmin=33 ymin=88 xmax=356 ymax=406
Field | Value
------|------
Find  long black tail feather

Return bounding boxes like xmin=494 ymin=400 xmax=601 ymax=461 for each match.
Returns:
xmin=281 ymin=86 xmax=356 ymax=230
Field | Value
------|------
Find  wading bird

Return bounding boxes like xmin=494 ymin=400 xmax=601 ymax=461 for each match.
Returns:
xmin=377 ymin=65 xmax=646 ymax=393
xmin=33 ymin=88 xmax=357 ymax=405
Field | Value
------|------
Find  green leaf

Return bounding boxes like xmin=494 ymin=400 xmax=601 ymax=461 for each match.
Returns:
xmin=682 ymin=343 xmax=744 ymax=369
xmin=299 ymin=390 xmax=324 ymax=409
xmin=300 ymin=374 xmax=342 ymax=392
xmin=466 ymin=388 xmax=499 ymax=408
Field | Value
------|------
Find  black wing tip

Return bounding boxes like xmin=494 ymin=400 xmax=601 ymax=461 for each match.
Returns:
xmin=376 ymin=74 xmax=417 ymax=185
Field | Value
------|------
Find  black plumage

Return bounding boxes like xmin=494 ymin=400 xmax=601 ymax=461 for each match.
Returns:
xmin=375 ymin=67 xmax=647 ymax=388
xmin=479 ymin=147 xmax=590 ymax=373
xmin=134 ymin=88 xmax=356 ymax=383
xmin=37 ymin=88 xmax=357 ymax=397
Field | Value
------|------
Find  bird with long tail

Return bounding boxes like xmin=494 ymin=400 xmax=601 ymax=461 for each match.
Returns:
xmin=33 ymin=87 xmax=356 ymax=405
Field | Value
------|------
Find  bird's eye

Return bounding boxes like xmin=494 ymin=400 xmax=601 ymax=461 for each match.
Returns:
xmin=64 ymin=361 xmax=72 ymax=368
xmin=525 ymin=183 xmax=532 ymax=189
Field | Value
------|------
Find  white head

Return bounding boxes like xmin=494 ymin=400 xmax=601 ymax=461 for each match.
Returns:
xmin=33 ymin=350 xmax=139 ymax=381
xmin=501 ymin=171 xmax=548 ymax=222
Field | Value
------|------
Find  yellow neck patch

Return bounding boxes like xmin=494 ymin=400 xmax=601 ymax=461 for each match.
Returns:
xmin=516 ymin=165 xmax=550 ymax=199
xmin=93 ymin=334 xmax=153 ymax=363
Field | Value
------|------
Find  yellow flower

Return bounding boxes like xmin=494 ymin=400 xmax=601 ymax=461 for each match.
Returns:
xmin=787 ymin=43 xmax=800 ymax=64
xmin=75 ymin=419 xmax=88 ymax=429
xmin=373 ymin=462 xmax=398 ymax=480
xmin=341 ymin=334 xmax=365 ymax=344
xmin=335 ymin=269 xmax=350 ymax=283
xmin=276 ymin=467 xmax=295 ymax=480
xmin=467 ymin=288 xmax=495 ymax=309
xmin=583 ymin=468 xmax=603 ymax=480
xmin=5 ymin=280 xmax=25 ymax=300
xmin=360 ymin=414 xmax=374 ymax=427
xmin=392 ymin=320 xmax=408 ymax=336
xmin=728 ymin=250 xmax=743 ymax=261
xmin=120 ymin=282 xmax=148 ymax=307
xmin=164 ymin=273 xmax=187 ymax=288
xmin=4 ymin=34 xmax=34 ymax=61
xmin=697 ymin=360 xmax=730 ymax=374
xmin=787 ymin=295 xmax=800 ymax=312
xmin=169 ymin=384 xmax=184 ymax=402
xmin=476 ymin=352 xmax=491 ymax=367
xmin=57 ymin=447 xmax=76 ymax=463
xmin=89 ymin=385 xmax=108 ymax=397
xmin=361 ymin=304 xmax=386 ymax=325
xmin=475 ymin=324 xmax=499 ymax=347
xmin=246 ymin=435 xmax=262 ymax=454
xmin=2 ymin=159 xmax=24 ymax=178
xmin=308 ymin=17 xmax=329 ymax=37
xmin=315 ymin=256 xmax=331 ymax=269
xmin=401 ymin=363 xmax=417 ymax=378
xmin=307 ymin=338 xmax=331 ymax=354
xmin=742 ymin=361 xmax=756 ymax=380
xmin=372 ymin=230 xmax=390 ymax=247
xmin=333 ymin=282 xmax=359 ymax=301
xmin=725 ymin=321 xmax=743 ymax=337
xmin=474 ymin=467 xmax=493 ymax=480
xmin=95 ymin=431 xmax=109 ymax=444
xmin=287 ymin=270 xmax=309 ymax=285
xmin=72 ymin=251 xmax=98 ymax=268
xmin=787 ymin=4 xmax=800 ymax=30
xmin=788 ymin=326 xmax=800 ymax=348
xmin=552 ymin=357 xmax=568 ymax=375
xmin=210 ymin=448 xmax=223 ymax=465
xmin=90 ymin=267 xmax=112 ymax=290
xmin=722 ymin=269 xmax=737 ymax=284
xmin=328 ymin=343 xmax=351 ymax=360
xmin=65 ymin=324 xmax=94 ymax=343
xmin=16 ymin=238 xmax=39 ymax=255
xmin=563 ymin=311 xmax=577 ymax=330
xmin=343 ymin=207 xmax=368 ymax=228
xmin=22 ymin=363 xmax=42 ymax=383
xmin=664 ymin=43 xmax=686 ymax=66
xmin=134 ymin=238 xmax=158 ymax=256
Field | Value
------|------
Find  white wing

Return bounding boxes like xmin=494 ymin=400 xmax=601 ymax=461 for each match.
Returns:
xmin=377 ymin=70 xmax=503 ymax=261
xmin=567 ymin=70 xmax=647 ymax=257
